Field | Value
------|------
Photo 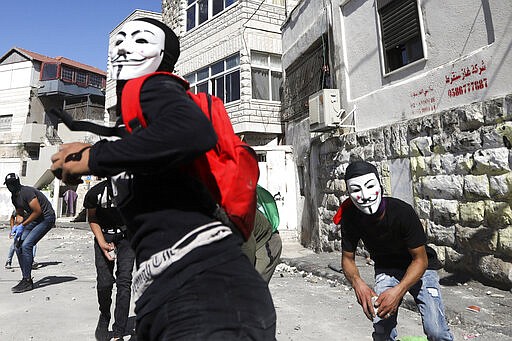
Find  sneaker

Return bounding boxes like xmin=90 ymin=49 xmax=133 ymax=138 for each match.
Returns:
xmin=32 ymin=261 xmax=39 ymax=269
xmin=95 ymin=314 xmax=110 ymax=341
xmin=4 ymin=261 xmax=11 ymax=269
xmin=11 ymin=278 xmax=34 ymax=293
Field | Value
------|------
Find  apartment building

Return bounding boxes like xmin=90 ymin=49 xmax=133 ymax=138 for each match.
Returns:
xmin=0 ymin=47 xmax=107 ymax=219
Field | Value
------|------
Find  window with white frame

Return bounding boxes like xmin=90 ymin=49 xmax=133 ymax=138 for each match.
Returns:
xmin=186 ymin=0 xmax=237 ymax=31
xmin=184 ymin=54 xmax=240 ymax=103
xmin=377 ymin=0 xmax=424 ymax=73
xmin=251 ymin=51 xmax=282 ymax=101
xmin=268 ymin=0 xmax=285 ymax=5
xmin=0 ymin=115 xmax=13 ymax=131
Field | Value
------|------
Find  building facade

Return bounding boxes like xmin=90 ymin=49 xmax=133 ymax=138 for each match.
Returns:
xmin=161 ymin=0 xmax=299 ymax=232
xmin=0 ymin=48 xmax=107 ymax=219
xmin=282 ymin=0 xmax=512 ymax=289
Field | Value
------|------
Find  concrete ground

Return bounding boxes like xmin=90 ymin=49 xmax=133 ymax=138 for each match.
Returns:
xmin=279 ymin=232 xmax=512 ymax=339
xmin=0 ymin=223 xmax=510 ymax=340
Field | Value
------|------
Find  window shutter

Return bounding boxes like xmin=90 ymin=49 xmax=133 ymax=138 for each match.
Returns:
xmin=379 ymin=0 xmax=420 ymax=50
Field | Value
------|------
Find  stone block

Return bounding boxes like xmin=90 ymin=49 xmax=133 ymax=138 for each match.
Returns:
xmin=426 ymin=221 xmax=456 ymax=246
xmin=323 ymin=193 xmax=340 ymax=211
xmin=410 ymin=136 xmax=432 ymax=157
xmin=410 ymin=156 xmax=427 ymax=178
xmin=431 ymin=133 xmax=452 ymax=154
xmin=421 ymin=175 xmax=463 ymax=200
xmin=459 ymin=201 xmax=485 ymax=227
xmin=463 ymin=174 xmax=490 ymax=199
xmin=484 ymin=200 xmax=512 ymax=229
xmin=455 ymin=224 xmax=498 ymax=253
xmin=341 ymin=133 xmax=357 ymax=149
xmin=489 ymin=173 xmax=512 ymax=200
xmin=473 ymin=148 xmax=510 ymax=175
xmin=441 ymin=109 xmax=460 ymax=133
xmin=427 ymin=154 xmax=443 ymax=175
xmin=451 ymin=130 xmax=482 ymax=153
xmin=431 ymin=199 xmax=459 ymax=225
xmin=476 ymin=254 xmax=512 ymax=290
xmin=483 ymin=97 xmax=505 ymax=124
xmin=428 ymin=244 xmax=446 ymax=266
xmin=454 ymin=153 xmax=474 ymax=173
xmin=444 ymin=247 xmax=464 ymax=272
xmin=456 ymin=103 xmax=484 ymax=131
xmin=440 ymin=154 xmax=457 ymax=174
xmin=414 ymin=198 xmax=431 ymax=219
xmin=481 ymin=125 xmax=503 ymax=149
xmin=497 ymin=226 xmax=512 ymax=257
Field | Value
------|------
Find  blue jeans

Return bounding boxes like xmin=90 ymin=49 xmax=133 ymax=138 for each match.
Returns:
xmin=15 ymin=216 xmax=55 ymax=279
xmin=7 ymin=242 xmax=36 ymax=264
xmin=373 ymin=269 xmax=453 ymax=341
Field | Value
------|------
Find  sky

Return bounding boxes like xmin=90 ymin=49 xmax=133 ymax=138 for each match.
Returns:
xmin=0 ymin=0 xmax=163 ymax=71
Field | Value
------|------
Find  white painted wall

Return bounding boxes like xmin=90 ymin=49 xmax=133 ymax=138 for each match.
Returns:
xmin=339 ymin=0 xmax=512 ymax=130
xmin=0 ymin=60 xmax=32 ymax=135
xmin=282 ymin=0 xmax=512 ymax=131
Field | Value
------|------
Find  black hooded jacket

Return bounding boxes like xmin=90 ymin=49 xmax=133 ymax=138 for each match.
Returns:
xmin=88 ymin=74 xmax=242 ymax=317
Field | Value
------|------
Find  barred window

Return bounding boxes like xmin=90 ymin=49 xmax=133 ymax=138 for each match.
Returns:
xmin=378 ymin=0 xmax=424 ymax=73
xmin=61 ymin=66 xmax=74 ymax=82
xmin=76 ymin=72 xmax=87 ymax=86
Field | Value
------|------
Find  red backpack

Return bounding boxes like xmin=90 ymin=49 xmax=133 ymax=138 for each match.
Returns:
xmin=121 ymin=71 xmax=259 ymax=240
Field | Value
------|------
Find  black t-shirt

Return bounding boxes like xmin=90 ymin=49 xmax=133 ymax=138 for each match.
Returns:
xmin=83 ymin=180 xmax=124 ymax=229
xmin=87 ymin=74 xmax=242 ymax=318
xmin=341 ymin=197 xmax=428 ymax=270
xmin=12 ymin=186 xmax=55 ymax=222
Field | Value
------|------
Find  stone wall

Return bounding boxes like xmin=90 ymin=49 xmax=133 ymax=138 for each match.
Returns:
xmin=314 ymin=95 xmax=512 ymax=290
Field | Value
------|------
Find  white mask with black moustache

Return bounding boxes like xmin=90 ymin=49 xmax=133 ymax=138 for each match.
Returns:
xmin=346 ymin=173 xmax=382 ymax=215
xmin=108 ymin=20 xmax=166 ymax=80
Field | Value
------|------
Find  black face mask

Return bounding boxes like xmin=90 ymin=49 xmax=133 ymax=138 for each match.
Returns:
xmin=6 ymin=182 xmax=21 ymax=193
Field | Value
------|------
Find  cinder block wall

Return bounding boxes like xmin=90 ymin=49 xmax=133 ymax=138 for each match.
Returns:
xmin=313 ymin=95 xmax=512 ymax=290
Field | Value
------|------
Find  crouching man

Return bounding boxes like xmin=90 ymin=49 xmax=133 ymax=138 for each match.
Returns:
xmin=338 ymin=160 xmax=453 ymax=341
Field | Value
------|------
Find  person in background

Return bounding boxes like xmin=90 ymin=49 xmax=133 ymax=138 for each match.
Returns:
xmin=5 ymin=210 xmax=38 ymax=269
xmin=84 ymin=180 xmax=135 ymax=341
xmin=253 ymin=185 xmax=282 ymax=282
xmin=338 ymin=160 xmax=453 ymax=341
xmin=4 ymin=173 xmax=55 ymax=293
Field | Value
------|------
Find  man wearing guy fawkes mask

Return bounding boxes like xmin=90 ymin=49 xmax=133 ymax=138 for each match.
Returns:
xmin=338 ymin=161 xmax=453 ymax=341
xmin=50 ymin=18 xmax=275 ymax=340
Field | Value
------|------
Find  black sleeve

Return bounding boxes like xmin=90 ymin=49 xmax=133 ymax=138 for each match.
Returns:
xmin=341 ymin=212 xmax=361 ymax=253
xmin=88 ymin=75 xmax=218 ymax=176
xmin=83 ymin=182 xmax=102 ymax=209
xmin=401 ymin=202 xmax=427 ymax=249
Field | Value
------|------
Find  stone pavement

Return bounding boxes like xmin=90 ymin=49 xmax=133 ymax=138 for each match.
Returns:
xmin=279 ymin=233 xmax=512 ymax=339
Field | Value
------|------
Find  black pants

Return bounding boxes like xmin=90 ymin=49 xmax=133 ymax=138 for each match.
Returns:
xmin=137 ymin=254 xmax=276 ymax=340
xmin=94 ymin=234 xmax=135 ymax=336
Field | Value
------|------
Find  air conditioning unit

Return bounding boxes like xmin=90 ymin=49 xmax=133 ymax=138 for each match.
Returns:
xmin=309 ymin=89 xmax=343 ymax=131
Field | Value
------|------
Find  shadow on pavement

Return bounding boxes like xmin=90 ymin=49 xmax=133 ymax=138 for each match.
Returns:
xmin=34 ymin=261 xmax=62 ymax=269
xmin=34 ymin=275 xmax=77 ymax=289
xmin=439 ymin=272 xmax=472 ymax=286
